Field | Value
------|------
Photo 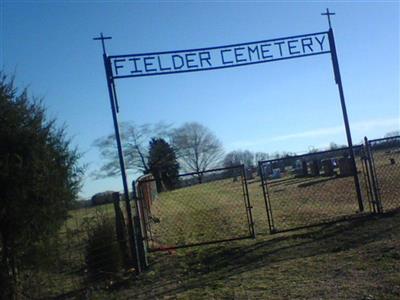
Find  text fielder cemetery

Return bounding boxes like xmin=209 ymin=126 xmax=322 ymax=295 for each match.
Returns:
xmin=109 ymin=32 xmax=329 ymax=78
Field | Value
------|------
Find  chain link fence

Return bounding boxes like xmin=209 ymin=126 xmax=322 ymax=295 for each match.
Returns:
xmin=259 ymin=147 xmax=366 ymax=233
xmin=16 ymin=193 xmax=133 ymax=299
xmin=11 ymin=137 xmax=400 ymax=298
xmin=137 ymin=165 xmax=255 ymax=251
xmin=368 ymin=136 xmax=400 ymax=212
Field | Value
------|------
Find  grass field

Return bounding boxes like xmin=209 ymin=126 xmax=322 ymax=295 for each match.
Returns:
xmin=90 ymin=149 xmax=398 ymax=299
xmin=146 ymin=149 xmax=400 ymax=247
xmin=90 ymin=210 xmax=400 ymax=299
xmin=372 ymin=150 xmax=400 ymax=211
xmin=146 ymin=175 xmax=253 ymax=250
xmin=19 ymin=203 xmax=122 ymax=298
xmin=23 ymin=149 xmax=400 ymax=299
xmin=87 ymin=150 xmax=399 ymax=299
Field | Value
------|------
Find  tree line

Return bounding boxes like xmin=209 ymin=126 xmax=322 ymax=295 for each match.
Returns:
xmin=94 ymin=121 xmax=400 ymax=191
xmin=93 ymin=122 xmax=306 ymax=188
xmin=93 ymin=121 xmax=224 ymax=189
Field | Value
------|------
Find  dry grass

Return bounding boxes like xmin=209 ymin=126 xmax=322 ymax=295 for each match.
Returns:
xmin=373 ymin=151 xmax=400 ymax=210
xmin=147 ymin=177 xmax=252 ymax=249
xmin=91 ymin=210 xmax=400 ymax=300
xmin=86 ymin=150 xmax=400 ymax=299
xmin=24 ymin=150 xmax=400 ymax=299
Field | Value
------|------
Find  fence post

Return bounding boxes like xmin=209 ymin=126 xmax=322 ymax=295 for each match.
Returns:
xmin=258 ymin=161 xmax=275 ymax=233
xmin=364 ymin=137 xmax=383 ymax=213
xmin=132 ymin=180 xmax=148 ymax=269
xmin=112 ymin=192 xmax=130 ymax=267
xmin=360 ymin=149 xmax=375 ymax=213
xmin=240 ymin=165 xmax=256 ymax=238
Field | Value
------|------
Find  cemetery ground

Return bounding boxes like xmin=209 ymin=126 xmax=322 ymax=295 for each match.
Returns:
xmin=95 ymin=153 xmax=400 ymax=299
xmin=91 ymin=209 xmax=400 ymax=300
xmin=28 ymin=150 xmax=400 ymax=299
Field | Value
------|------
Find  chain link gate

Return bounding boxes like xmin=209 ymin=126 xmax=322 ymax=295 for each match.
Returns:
xmin=363 ymin=136 xmax=400 ymax=212
xmin=360 ymin=138 xmax=383 ymax=214
xmin=258 ymin=147 xmax=368 ymax=233
xmin=136 ymin=165 xmax=255 ymax=252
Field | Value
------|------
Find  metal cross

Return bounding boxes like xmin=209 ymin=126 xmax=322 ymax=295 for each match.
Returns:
xmin=321 ymin=8 xmax=335 ymax=29
xmin=93 ymin=32 xmax=112 ymax=55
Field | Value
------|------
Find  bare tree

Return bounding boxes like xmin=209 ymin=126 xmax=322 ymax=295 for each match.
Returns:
xmin=254 ymin=152 xmax=269 ymax=164
xmin=224 ymin=150 xmax=255 ymax=168
xmin=171 ymin=122 xmax=224 ymax=179
xmin=223 ymin=151 xmax=242 ymax=167
xmin=92 ymin=121 xmax=171 ymax=178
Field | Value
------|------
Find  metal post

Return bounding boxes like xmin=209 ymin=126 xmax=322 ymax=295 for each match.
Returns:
xmin=327 ymin=28 xmax=364 ymax=212
xmin=94 ymin=33 xmax=142 ymax=273
xmin=258 ymin=161 xmax=275 ymax=233
xmin=364 ymin=137 xmax=382 ymax=213
xmin=132 ymin=180 xmax=148 ymax=268
xmin=112 ymin=192 xmax=130 ymax=266
xmin=105 ymin=56 xmax=143 ymax=273
xmin=240 ymin=165 xmax=256 ymax=238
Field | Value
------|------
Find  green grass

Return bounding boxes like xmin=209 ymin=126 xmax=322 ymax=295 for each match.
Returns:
xmin=145 ymin=152 xmax=400 ymax=248
xmin=85 ymin=151 xmax=399 ymax=299
xmin=90 ymin=210 xmax=400 ymax=299
xmin=24 ymin=150 xmax=400 ymax=299
xmin=147 ymin=177 xmax=252 ymax=249
xmin=20 ymin=202 xmax=123 ymax=298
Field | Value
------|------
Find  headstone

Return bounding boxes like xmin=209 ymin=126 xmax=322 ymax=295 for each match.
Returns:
xmin=271 ymin=168 xmax=281 ymax=179
xmin=338 ymin=157 xmax=353 ymax=176
xmin=302 ymin=160 xmax=309 ymax=176
xmin=294 ymin=160 xmax=308 ymax=177
xmin=245 ymin=167 xmax=254 ymax=180
xmin=262 ymin=164 xmax=273 ymax=177
xmin=321 ymin=159 xmax=335 ymax=176
xmin=272 ymin=161 xmax=285 ymax=173
xmin=309 ymin=160 xmax=320 ymax=176
xmin=332 ymin=158 xmax=338 ymax=168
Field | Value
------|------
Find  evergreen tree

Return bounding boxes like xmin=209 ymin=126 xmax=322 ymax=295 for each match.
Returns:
xmin=148 ymin=138 xmax=179 ymax=192
xmin=0 ymin=73 xmax=83 ymax=298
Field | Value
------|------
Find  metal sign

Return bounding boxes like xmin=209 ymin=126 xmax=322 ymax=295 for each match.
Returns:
xmin=109 ymin=31 xmax=330 ymax=79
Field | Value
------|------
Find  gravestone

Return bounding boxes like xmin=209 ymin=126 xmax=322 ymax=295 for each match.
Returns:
xmin=271 ymin=168 xmax=281 ymax=179
xmin=302 ymin=160 xmax=308 ymax=176
xmin=321 ymin=159 xmax=335 ymax=176
xmin=245 ymin=167 xmax=254 ymax=180
xmin=294 ymin=160 xmax=308 ymax=177
xmin=262 ymin=164 xmax=273 ymax=177
xmin=338 ymin=157 xmax=353 ymax=176
xmin=309 ymin=160 xmax=320 ymax=176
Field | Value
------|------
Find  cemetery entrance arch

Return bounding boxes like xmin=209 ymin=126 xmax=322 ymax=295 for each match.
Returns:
xmin=94 ymin=10 xmax=364 ymax=264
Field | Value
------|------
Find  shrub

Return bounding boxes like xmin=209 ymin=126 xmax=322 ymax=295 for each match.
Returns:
xmin=85 ymin=216 xmax=123 ymax=282
xmin=0 ymin=73 xmax=83 ymax=298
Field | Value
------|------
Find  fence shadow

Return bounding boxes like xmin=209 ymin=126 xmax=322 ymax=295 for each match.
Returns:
xmin=108 ymin=209 xmax=399 ymax=299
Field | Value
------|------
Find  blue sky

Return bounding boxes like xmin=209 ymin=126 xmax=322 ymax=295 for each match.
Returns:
xmin=2 ymin=1 xmax=399 ymax=198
